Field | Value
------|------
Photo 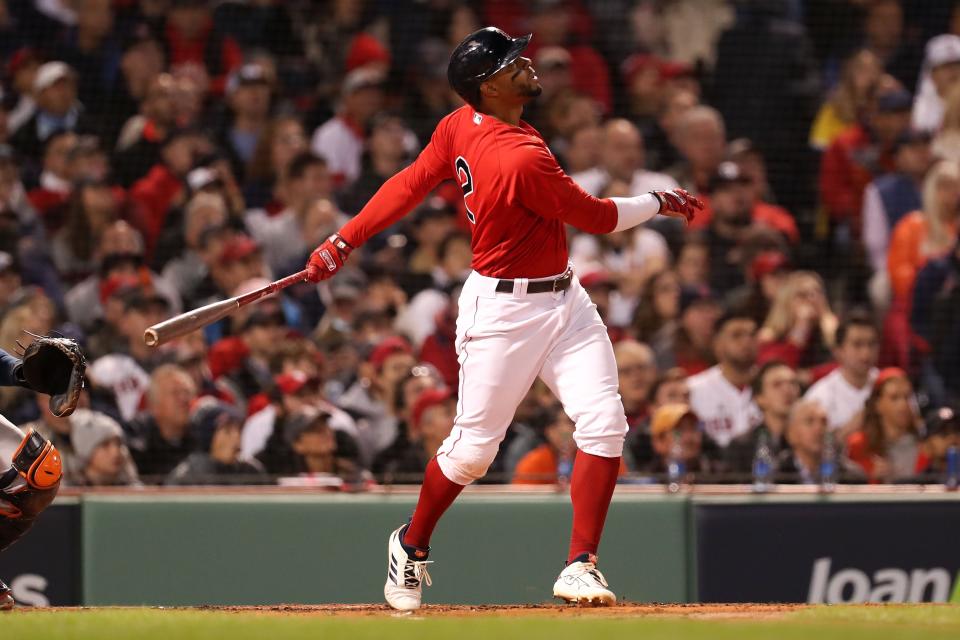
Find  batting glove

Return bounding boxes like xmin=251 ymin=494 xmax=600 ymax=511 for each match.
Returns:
xmin=651 ymin=188 xmax=704 ymax=224
xmin=306 ymin=233 xmax=354 ymax=282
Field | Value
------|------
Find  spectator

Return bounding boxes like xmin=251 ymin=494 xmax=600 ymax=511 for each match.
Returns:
xmin=571 ymin=119 xmax=678 ymax=197
xmin=417 ymin=292 xmax=459 ymax=388
xmin=3 ymin=48 xmax=42 ymax=136
xmin=912 ymin=34 xmax=960 ymax=133
xmin=778 ymin=399 xmax=862 ymax=484
xmin=562 ymin=124 xmax=602 ymax=175
xmin=378 ymin=387 xmax=455 ymax=484
xmin=724 ymin=360 xmax=800 ymax=477
xmin=310 ymin=67 xmax=386 ymax=188
xmin=920 ymin=405 xmax=960 ymax=480
xmin=50 ymin=178 xmax=118 ymax=283
xmin=810 ymin=49 xmax=883 ymax=151
xmin=244 ymin=115 xmax=308 ymax=209
xmin=403 ymin=39 xmax=461 ymax=149
xmin=0 ymin=253 xmax=22 ymax=312
xmin=645 ymin=87 xmax=699 ymax=173
xmin=729 ymin=250 xmax=791 ymax=326
xmin=27 ymin=130 xmax=76 ymax=222
xmin=632 ymin=269 xmax=680 ymax=346
xmin=624 ymin=366 xmax=689 ymax=473
xmin=847 ymin=367 xmax=928 ymax=482
xmin=245 ymin=152 xmax=340 ymax=274
xmin=340 ymin=113 xmax=415 ymax=218
xmin=668 ymin=105 xmax=725 ymax=195
xmin=805 ymin=313 xmax=880 ymax=434
xmin=513 ymin=403 xmax=577 ymax=485
xmin=699 ymin=162 xmax=753 ymax=294
xmin=219 ymin=63 xmax=273 ymax=180
xmin=113 ymin=73 xmax=177 ymax=188
xmin=655 ymin=284 xmax=722 ymax=376
xmin=166 ymin=398 xmax=267 ymax=485
xmin=163 ymin=0 xmax=242 ymax=95
xmin=641 ymin=403 xmax=713 ymax=479
xmin=106 ymin=26 xmax=167 ymax=149
xmin=70 ymin=409 xmax=140 ymax=487
xmin=160 ymin=192 xmax=229 ymax=305
xmin=613 ymin=340 xmax=658 ymax=429
xmin=9 ymin=61 xmax=92 ymax=163
xmin=277 ymin=406 xmax=368 ymax=484
xmin=932 ymin=82 xmax=960 ymax=162
xmin=819 ymin=85 xmax=911 ymax=229
xmin=675 ymin=234 xmax=710 ymax=289
xmin=726 ymin=139 xmax=799 ymax=243
xmin=859 ymin=0 xmax=922 ymax=90
xmin=862 ymin=129 xmax=932 ymax=287
xmin=207 ymin=234 xmax=268 ymax=303
xmin=55 ymin=0 xmax=119 ymax=115
xmin=127 ymin=364 xmax=199 ymax=481
xmin=337 ymin=336 xmax=416 ymax=466
xmin=210 ymin=300 xmax=286 ymax=400
xmin=888 ymin=160 xmax=960 ymax=308
xmin=688 ymin=311 xmax=762 ymax=448
xmin=757 ymin=271 xmax=839 ymax=374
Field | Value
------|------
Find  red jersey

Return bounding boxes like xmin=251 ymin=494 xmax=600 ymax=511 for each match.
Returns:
xmin=339 ymin=106 xmax=617 ymax=278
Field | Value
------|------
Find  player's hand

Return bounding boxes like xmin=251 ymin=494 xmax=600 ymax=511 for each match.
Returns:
xmin=306 ymin=233 xmax=353 ymax=282
xmin=651 ymin=189 xmax=703 ymax=224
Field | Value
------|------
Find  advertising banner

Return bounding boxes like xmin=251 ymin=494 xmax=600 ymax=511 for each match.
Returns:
xmin=0 ymin=501 xmax=82 ymax=606
xmin=695 ymin=500 xmax=960 ymax=603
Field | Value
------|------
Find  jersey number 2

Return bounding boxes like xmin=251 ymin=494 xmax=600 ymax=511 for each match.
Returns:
xmin=455 ymin=156 xmax=477 ymax=224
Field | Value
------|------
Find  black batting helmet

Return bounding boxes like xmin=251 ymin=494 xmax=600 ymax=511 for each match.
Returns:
xmin=447 ymin=27 xmax=532 ymax=108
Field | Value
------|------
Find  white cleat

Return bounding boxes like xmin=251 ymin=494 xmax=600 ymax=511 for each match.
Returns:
xmin=384 ymin=525 xmax=433 ymax=611
xmin=552 ymin=555 xmax=617 ymax=606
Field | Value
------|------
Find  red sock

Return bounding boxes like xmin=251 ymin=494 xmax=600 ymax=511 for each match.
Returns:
xmin=568 ymin=450 xmax=620 ymax=563
xmin=402 ymin=457 xmax=465 ymax=550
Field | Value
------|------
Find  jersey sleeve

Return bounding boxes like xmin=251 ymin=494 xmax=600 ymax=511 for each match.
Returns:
xmin=338 ymin=121 xmax=452 ymax=247
xmin=507 ymin=141 xmax=618 ymax=234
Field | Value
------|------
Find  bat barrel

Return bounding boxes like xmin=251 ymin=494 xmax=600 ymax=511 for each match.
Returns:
xmin=144 ymin=298 xmax=240 ymax=348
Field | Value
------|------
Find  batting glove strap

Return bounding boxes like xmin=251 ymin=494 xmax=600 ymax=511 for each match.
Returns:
xmin=307 ymin=233 xmax=354 ymax=282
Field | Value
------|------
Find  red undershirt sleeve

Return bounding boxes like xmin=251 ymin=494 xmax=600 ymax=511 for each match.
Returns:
xmin=338 ymin=124 xmax=452 ymax=247
xmin=508 ymin=141 xmax=617 ymax=234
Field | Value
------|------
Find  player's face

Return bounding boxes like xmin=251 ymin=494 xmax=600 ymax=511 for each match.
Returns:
xmin=486 ymin=56 xmax=542 ymax=103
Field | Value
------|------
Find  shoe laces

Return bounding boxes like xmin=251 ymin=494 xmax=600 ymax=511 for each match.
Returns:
xmin=568 ymin=562 xmax=609 ymax=588
xmin=412 ymin=560 xmax=433 ymax=587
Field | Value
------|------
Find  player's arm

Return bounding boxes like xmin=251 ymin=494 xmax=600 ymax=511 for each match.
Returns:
xmin=510 ymin=142 xmax=702 ymax=233
xmin=0 ymin=349 xmax=27 ymax=388
xmin=306 ymin=133 xmax=451 ymax=282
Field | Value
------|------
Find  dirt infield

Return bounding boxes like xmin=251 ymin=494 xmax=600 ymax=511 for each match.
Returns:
xmin=189 ymin=603 xmax=809 ymax=619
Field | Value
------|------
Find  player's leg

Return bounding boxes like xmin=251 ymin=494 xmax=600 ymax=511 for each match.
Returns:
xmin=0 ymin=418 xmax=62 ymax=610
xmin=386 ymin=284 xmax=560 ymax=610
xmin=539 ymin=282 xmax=627 ymax=605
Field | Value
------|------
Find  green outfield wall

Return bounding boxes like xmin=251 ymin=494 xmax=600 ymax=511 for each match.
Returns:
xmin=80 ymin=493 xmax=690 ymax=606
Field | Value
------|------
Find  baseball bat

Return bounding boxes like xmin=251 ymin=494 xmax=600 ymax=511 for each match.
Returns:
xmin=144 ymin=269 xmax=310 ymax=348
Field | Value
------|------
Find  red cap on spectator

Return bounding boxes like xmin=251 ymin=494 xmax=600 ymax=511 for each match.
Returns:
xmin=218 ymin=235 xmax=260 ymax=264
xmin=6 ymin=47 xmax=39 ymax=79
xmin=874 ymin=367 xmax=908 ymax=391
xmin=368 ymin=336 xmax=413 ymax=370
xmin=345 ymin=33 xmax=391 ymax=72
xmin=99 ymin=274 xmax=143 ymax=305
xmin=620 ymin=54 xmax=692 ymax=87
xmin=412 ymin=387 xmax=452 ymax=431
xmin=274 ymin=371 xmax=319 ymax=395
xmin=579 ymin=270 xmax=614 ymax=290
xmin=750 ymin=251 xmax=790 ymax=282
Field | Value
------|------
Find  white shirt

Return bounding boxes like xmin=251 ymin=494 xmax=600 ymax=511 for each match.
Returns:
xmin=311 ymin=116 xmax=364 ymax=187
xmin=571 ymin=167 xmax=679 ymax=198
xmin=88 ymin=354 xmax=150 ymax=423
xmin=688 ymin=365 xmax=762 ymax=447
xmin=804 ymin=367 xmax=878 ymax=431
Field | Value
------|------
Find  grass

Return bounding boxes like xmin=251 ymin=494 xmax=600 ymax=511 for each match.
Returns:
xmin=2 ymin=605 xmax=960 ymax=640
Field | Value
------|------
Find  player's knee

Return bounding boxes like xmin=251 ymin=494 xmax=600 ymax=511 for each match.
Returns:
xmin=437 ymin=445 xmax=498 ymax=485
xmin=572 ymin=401 xmax=628 ymax=457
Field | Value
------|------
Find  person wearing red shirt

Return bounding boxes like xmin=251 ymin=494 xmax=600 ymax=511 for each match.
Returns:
xmin=305 ymin=28 xmax=701 ymax=611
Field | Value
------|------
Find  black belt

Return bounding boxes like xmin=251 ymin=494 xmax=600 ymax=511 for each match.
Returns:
xmin=495 ymin=269 xmax=573 ymax=294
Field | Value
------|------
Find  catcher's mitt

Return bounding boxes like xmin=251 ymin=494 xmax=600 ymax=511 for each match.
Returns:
xmin=19 ymin=336 xmax=86 ymax=417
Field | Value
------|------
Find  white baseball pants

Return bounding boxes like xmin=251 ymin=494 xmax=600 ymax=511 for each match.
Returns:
xmin=435 ymin=267 xmax=628 ymax=485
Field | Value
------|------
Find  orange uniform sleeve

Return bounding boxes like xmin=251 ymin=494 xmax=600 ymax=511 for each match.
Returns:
xmin=507 ymin=141 xmax=617 ymax=234
xmin=338 ymin=123 xmax=452 ymax=247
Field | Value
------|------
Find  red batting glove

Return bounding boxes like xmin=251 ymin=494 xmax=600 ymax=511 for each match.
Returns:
xmin=652 ymin=188 xmax=704 ymax=224
xmin=306 ymin=233 xmax=354 ymax=282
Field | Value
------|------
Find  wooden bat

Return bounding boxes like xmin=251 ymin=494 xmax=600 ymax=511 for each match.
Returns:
xmin=144 ymin=269 xmax=309 ymax=348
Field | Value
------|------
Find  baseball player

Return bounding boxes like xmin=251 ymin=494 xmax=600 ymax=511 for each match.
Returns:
xmin=306 ymin=27 xmax=701 ymax=611
xmin=0 ymin=338 xmax=85 ymax=609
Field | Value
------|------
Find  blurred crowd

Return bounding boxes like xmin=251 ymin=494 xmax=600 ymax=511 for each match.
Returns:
xmin=1 ymin=0 xmax=960 ymax=487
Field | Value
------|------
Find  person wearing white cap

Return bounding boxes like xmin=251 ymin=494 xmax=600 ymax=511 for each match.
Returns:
xmin=912 ymin=34 xmax=960 ymax=133
xmin=9 ymin=61 xmax=87 ymax=162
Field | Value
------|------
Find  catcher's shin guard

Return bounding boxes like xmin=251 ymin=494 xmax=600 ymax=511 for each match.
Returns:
xmin=0 ymin=577 xmax=12 ymax=610
xmin=1 ymin=430 xmax=61 ymax=554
